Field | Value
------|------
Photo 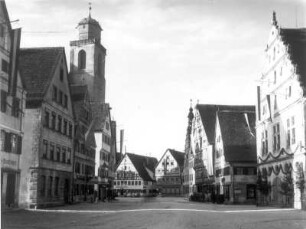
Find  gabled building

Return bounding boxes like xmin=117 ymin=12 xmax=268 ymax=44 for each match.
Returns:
xmin=0 ymin=0 xmax=25 ymax=209
xmin=155 ymin=149 xmax=184 ymax=196
xmin=214 ymin=109 xmax=257 ymax=204
xmin=256 ymin=12 xmax=306 ymax=209
xmin=70 ymin=85 xmax=96 ymax=202
xmin=191 ymin=104 xmax=254 ymax=198
xmin=114 ymin=153 xmax=158 ymax=197
xmin=19 ymin=47 xmax=74 ymax=208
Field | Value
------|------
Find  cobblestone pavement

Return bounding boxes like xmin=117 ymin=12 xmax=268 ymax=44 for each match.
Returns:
xmin=2 ymin=197 xmax=306 ymax=229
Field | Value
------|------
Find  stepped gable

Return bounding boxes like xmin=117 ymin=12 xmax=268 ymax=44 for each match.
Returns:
xmin=280 ymin=28 xmax=306 ymax=95
xmin=218 ymin=110 xmax=256 ymax=163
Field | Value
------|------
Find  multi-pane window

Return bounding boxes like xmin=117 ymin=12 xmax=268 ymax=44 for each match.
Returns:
xmin=1 ymin=90 xmax=7 ymax=112
xmin=43 ymin=140 xmax=48 ymax=158
xmin=1 ymin=130 xmax=22 ymax=154
xmin=11 ymin=97 xmax=20 ymax=117
xmin=287 ymin=116 xmax=296 ymax=147
xmin=273 ymin=123 xmax=280 ymax=152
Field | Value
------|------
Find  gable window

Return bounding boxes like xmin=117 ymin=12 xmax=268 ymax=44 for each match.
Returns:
xmin=60 ymin=68 xmax=64 ymax=81
xmin=1 ymin=90 xmax=7 ymax=112
xmin=78 ymin=50 xmax=86 ymax=69
xmin=59 ymin=90 xmax=63 ymax=105
xmin=273 ymin=123 xmax=280 ymax=152
xmin=52 ymin=86 xmax=57 ymax=101
xmin=64 ymin=94 xmax=68 ymax=108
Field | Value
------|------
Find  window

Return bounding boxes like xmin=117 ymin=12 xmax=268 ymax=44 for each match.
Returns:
xmin=273 ymin=123 xmax=280 ymax=151
xmin=0 ymin=25 xmax=4 ymax=38
xmin=261 ymin=130 xmax=268 ymax=156
xmin=1 ymin=90 xmax=7 ymax=112
xmin=40 ymin=175 xmax=46 ymax=197
xmin=57 ymin=115 xmax=62 ymax=133
xmin=291 ymin=117 xmax=295 ymax=145
xmin=43 ymin=140 xmax=48 ymax=158
xmin=287 ymin=117 xmax=295 ymax=147
xmin=67 ymin=148 xmax=71 ymax=164
xmin=68 ymin=122 xmax=73 ymax=137
xmin=50 ymin=143 xmax=54 ymax=160
xmin=286 ymin=86 xmax=292 ymax=99
xmin=11 ymin=97 xmax=20 ymax=117
xmin=62 ymin=147 xmax=66 ymax=163
xmin=247 ymin=168 xmax=256 ymax=175
xmin=63 ymin=119 xmax=67 ymax=135
xmin=56 ymin=146 xmax=61 ymax=162
xmin=51 ymin=112 xmax=56 ymax=130
xmin=52 ymin=85 xmax=57 ymax=101
xmin=274 ymin=95 xmax=278 ymax=111
xmin=235 ymin=167 xmax=244 ymax=175
xmin=59 ymin=90 xmax=63 ymax=105
xmin=246 ymin=184 xmax=256 ymax=199
xmin=78 ymin=50 xmax=86 ymax=69
xmin=55 ymin=177 xmax=59 ymax=196
xmin=1 ymin=59 xmax=9 ymax=73
xmin=75 ymin=162 xmax=80 ymax=174
xmin=44 ymin=110 xmax=50 ymax=127
xmin=48 ymin=176 xmax=53 ymax=196
xmin=273 ymin=71 xmax=276 ymax=84
xmin=64 ymin=94 xmax=68 ymax=108
xmin=60 ymin=68 xmax=64 ymax=81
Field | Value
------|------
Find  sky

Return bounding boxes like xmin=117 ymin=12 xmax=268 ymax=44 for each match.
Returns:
xmin=6 ymin=0 xmax=306 ymax=159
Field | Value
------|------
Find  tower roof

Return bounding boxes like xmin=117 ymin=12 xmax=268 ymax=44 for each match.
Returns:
xmin=78 ymin=16 xmax=102 ymax=31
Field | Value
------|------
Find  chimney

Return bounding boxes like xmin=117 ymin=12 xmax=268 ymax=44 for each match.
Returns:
xmin=120 ymin=129 xmax=124 ymax=154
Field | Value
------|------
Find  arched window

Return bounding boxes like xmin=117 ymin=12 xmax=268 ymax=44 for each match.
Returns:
xmin=78 ymin=50 xmax=86 ymax=69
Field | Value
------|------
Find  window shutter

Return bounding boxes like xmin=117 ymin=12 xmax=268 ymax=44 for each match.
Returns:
xmin=17 ymin=135 xmax=22 ymax=154
xmin=5 ymin=132 xmax=12 ymax=152
xmin=1 ymin=90 xmax=7 ymax=112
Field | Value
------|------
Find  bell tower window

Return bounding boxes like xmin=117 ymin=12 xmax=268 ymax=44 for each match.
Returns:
xmin=78 ymin=50 xmax=86 ymax=69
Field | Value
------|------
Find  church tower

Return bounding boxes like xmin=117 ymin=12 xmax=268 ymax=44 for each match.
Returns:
xmin=69 ymin=5 xmax=106 ymax=105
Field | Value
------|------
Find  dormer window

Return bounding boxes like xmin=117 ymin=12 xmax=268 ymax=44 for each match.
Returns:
xmin=78 ymin=50 xmax=86 ymax=69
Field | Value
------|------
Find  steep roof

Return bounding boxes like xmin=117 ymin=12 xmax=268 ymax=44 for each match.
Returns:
xmin=127 ymin=153 xmax=158 ymax=182
xmin=78 ymin=16 xmax=102 ymax=31
xmin=280 ymin=28 xmax=306 ymax=95
xmin=218 ymin=110 xmax=256 ymax=163
xmin=168 ymin=149 xmax=185 ymax=167
xmin=195 ymin=104 xmax=255 ymax=144
xmin=19 ymin=47 xmax=64 ymax=108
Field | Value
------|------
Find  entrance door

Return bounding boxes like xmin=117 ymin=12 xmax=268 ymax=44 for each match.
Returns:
xmin=6 ymin=173 xmax=16 ymax=206
xmin=64 ymin=179 xmax=69 ymax=203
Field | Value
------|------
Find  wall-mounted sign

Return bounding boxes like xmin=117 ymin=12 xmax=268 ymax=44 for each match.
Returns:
xmin=1 ymin=158 xmax=18 ymax=170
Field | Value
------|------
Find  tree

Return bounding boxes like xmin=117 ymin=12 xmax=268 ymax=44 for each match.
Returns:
xmin=279 ymin=173 xmax=293 ymax=206
xmin=295 ymin=162 xmax=305 ymax=209
xmin=257 ymin=173 xmax=270 ymax=205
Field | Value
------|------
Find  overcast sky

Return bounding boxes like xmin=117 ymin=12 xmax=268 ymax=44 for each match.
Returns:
xmin=6 ymin=0 xmax=306 ymax=159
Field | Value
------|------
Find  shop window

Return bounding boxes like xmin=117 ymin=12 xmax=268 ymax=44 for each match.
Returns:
xmin=246 ymin=184 xmax=256 ymax=199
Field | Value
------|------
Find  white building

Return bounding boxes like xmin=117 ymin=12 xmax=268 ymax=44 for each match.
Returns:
xmin=114 ymin=153 xmax=157 ymax=197
xmin=256 ymin=12 xmax=306 ymax=209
